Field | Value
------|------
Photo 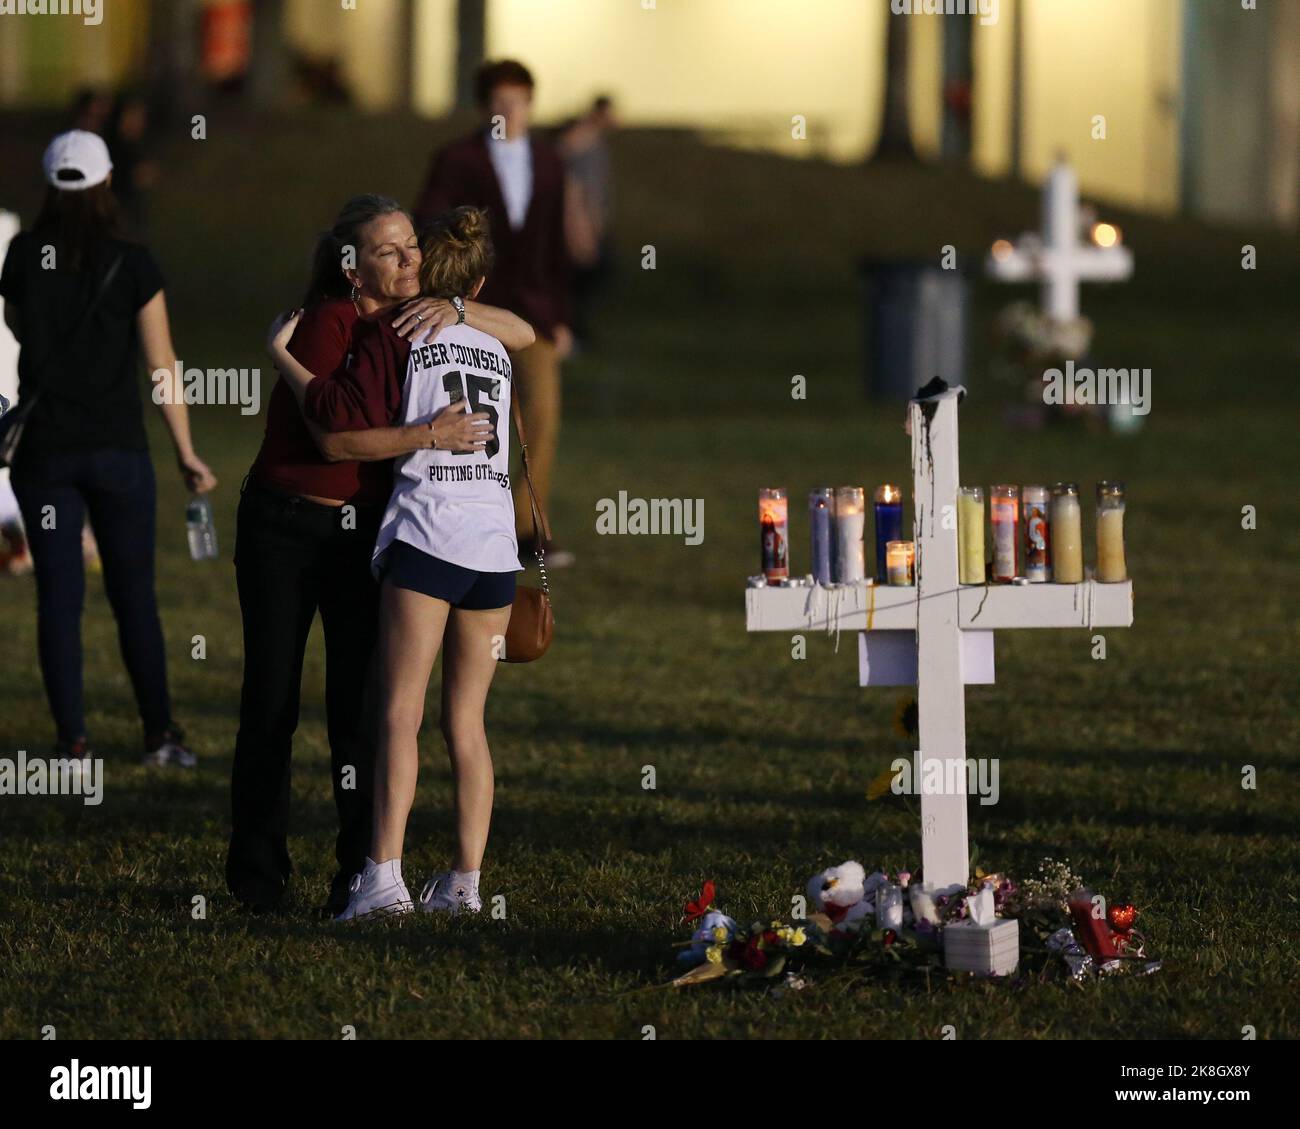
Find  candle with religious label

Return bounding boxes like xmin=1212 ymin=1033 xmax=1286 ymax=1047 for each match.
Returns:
xmin=886 ymin=540 xmax=915 ymax=586
xmin=759 ymin=488 xmax=788 ymax=585
xmin=833 ymin=487 xmax=865 ymax=582
xmin=808 ymin=488 xmax=834 ymax=585
xmin=873 ymin=484 xmax=903 ymax=581
xmin=1096 ymin=481 xmax=1127 ymax=582
xmin=1022 ymin=484 xmax=1051 ymax=582
xmin=957 ymin=486 xmax=985 ymax=584
xmin=990 ymin=485 xmax=1020 ymax=582
xmin=1050 ymin=482 xmax=1083 ymax=583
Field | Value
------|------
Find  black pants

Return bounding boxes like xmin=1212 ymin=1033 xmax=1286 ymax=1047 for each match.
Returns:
xmin=11 ymin=448 xmax=171 ymax=745
xmin=225 ymin=479 xmax=382 ymax=901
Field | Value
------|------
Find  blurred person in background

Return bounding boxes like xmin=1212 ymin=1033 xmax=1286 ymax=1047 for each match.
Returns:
xmin=229 ymin=194 xmax=532 ymax=916
xmin=0 ymin=208 xmax=29 ymax=575
xmin=557 ymin=95 xmax=618 ymax=349
xmin=0 ymin=131 xmax=217 ymax=765
xmin=414 ymin=59 xmax=576 ymax=569
xmin=106 ymin=90 xmax=160 ymax=238
xmin=69 ymin=87 xmax=111 ymax=135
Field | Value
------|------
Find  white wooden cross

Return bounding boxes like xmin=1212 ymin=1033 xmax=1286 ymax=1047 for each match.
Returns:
xmin=745 ymin=387 xmax=1133 ymax=892
xmin=985 ymin=160 xmax=1133 ymax=322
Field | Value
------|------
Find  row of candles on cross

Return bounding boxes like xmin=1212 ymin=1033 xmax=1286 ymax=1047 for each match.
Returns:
xmin=757 ymin=482 xmax=1127 ymax=586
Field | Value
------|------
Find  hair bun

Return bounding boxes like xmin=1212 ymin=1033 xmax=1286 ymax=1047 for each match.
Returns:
xmin=449 ymin=205 xmax=488 ymax=243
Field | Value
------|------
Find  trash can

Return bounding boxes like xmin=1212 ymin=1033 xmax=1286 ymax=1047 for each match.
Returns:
xmin=860 ymin=261 xmax=968 ymax=400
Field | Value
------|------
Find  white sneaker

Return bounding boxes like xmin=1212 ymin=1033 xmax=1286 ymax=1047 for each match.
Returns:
xmin=417 ymin=871 xmax=482 ymax=915
xmin=335 ymin=858 xmax=413 ymax=921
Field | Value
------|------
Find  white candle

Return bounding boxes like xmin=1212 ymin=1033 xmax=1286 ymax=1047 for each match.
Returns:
xmin=1050 ymin=484 xmax=1083 ymax=583
xmin=834 ymin=487 xmax=865 ymax=582
xmin=876 ymin=883 xmax=904 ymax=931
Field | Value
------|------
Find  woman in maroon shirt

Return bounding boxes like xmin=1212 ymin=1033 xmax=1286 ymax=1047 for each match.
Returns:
xmin=227 ymin=195 xmax=533 ymax=915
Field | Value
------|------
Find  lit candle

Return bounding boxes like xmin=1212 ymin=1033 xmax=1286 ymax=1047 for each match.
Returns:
xmin=873 ymin=484 xmax=903 ymax=581
xmin=808 ymin=488 xmax=834 ymax=585
xmin=1050 ymin=482 xmax=1083 ymax=583
xmin=886 ymin=540 xmax=914 ymax=586
xmin=990 ymin=485 xmax=1019 ymax=582
xmin=957 ymin=486 xmax=985 ymax=584
xmin=1022 ymin=484 xmax=1051 ymax=582
xmin=1096 ymin=481 xmax=1127 ymax=582
xmin=759 ymin=488 xmax=788 ymax=585
xmin=834 ymin=487 xmax=865 ymax=583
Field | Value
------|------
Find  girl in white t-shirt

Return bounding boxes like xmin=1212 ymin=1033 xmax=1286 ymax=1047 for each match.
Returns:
xmin=341 ymin=207 xmax=524 ymax=920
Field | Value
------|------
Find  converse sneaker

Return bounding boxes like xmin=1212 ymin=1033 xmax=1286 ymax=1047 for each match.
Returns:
xmin=143 ymin=727 xmax=196 ymax=768
xmin=417 ymin=871 xmax=482 ymax=915
xmin=335 ymin=858 xmax=413 ymax=922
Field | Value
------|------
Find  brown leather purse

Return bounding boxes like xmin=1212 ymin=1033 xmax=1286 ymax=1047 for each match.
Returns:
xmin=502 ymin=389 xmax=554 ymax=662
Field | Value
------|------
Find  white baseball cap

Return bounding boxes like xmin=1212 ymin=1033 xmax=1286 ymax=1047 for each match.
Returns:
xmin=42 ymin=130 xmax=113 ymax=191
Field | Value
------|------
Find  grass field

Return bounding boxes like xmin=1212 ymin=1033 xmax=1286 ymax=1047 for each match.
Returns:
xmin=1 ymin=107 xmax=1298 ymax=1039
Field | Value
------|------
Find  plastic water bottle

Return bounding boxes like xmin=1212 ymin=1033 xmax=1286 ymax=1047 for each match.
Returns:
xmin=186 ymin=494 xmax=218 ymax=561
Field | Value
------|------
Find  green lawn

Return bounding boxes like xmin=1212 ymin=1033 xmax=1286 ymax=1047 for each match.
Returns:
xmin=1 ymin=108 xmax=1298 ymax=1039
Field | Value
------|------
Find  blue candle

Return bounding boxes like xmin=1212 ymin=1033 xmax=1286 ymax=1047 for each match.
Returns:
xmin=874 ymin=484 xmax=903 ymax=580
xmin=809 ymin=488 xmax=834 ymax=584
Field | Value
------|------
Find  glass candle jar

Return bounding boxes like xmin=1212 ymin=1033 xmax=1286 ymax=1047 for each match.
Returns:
xmin=1050 ymin=482 xmax=1083 ymax=583
xmin=759 ymin=488 xmax=789 ymax=584
xmin=873 ymin=484 xmax=903 ymax=582
xmin=808 ymin=488 xmax=834 ymax=585
xmin=834 ymin=487 xmax=866 ymax=583
xmin=1095 ymin=481 xmax=1127 ymax=582
xmin=1022 ymin=484 xmax=1051 ymax=583
xmin=990 ymin=485 xmax=1020 ymax=582
xmin=886 ymin=539 xmax=915 ymax=586
xmin=957 ymin=486 xmax=985 ymax=584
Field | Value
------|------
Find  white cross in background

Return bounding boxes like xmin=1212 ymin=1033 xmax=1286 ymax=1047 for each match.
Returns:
xmin=986 ymin=160 xmax=1134 ymax=323
xmin=745 ymin=387 xmax=1134 ymax=893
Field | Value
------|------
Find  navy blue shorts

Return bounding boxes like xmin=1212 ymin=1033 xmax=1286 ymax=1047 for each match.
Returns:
xmin=380 ymin=539 xmax=517 ymax=610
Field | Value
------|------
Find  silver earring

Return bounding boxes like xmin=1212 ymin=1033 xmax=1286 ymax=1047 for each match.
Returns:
xmin=350 ymin=283 xmax=360 ymax=301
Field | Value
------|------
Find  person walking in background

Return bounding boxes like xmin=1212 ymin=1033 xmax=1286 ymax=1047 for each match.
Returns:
xmin=557 ymin=95 xmax=618 ymax=348
xmin=414 ymin=59 xmax=576 ymax=569
xmin=0 ymin=131 xmax=217 ymax=765
xmin=105 ymin=91 xmax=160 ymax=238
xmin=0 ymin=207 xmax=31 ymax=576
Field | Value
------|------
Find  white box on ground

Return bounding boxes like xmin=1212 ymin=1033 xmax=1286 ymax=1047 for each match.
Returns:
xmin=943 ymin=917 xmax=1020 ymax=976
xmin=857 ymin=628 xmax=994 ymax=687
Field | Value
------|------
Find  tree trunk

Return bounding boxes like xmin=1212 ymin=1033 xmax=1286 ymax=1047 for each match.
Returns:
xmin=941 ymin=14 xmax=973 ymax=164
xmin=246 ymin=0 xmax=290 ymax=108
xmin=144 ymin=0 xmax=201 ymax=126
xmin=874 ymin=11 xmax=916 ymax=161
xmin=455 ymin=0 xmax=488 ymax=111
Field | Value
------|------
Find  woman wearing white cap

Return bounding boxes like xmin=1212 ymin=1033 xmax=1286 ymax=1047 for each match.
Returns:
xmin=0 ymin=130 xmax=217 ymax=765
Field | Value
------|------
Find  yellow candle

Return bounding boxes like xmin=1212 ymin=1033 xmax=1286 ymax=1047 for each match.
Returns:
xmin=957 ymin=487 xmax=985 ymax=584
xmin=1050 ymin=484 xmax=1083 ymax=583
xmin=886 ymin=540 xmax=914 ymax=586
xmin=1096 ymin=482 xmax=1127 ymax=582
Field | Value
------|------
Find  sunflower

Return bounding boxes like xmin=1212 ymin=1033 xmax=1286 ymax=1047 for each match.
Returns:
xmin=893 ymin=696 xmax=918 ymax=739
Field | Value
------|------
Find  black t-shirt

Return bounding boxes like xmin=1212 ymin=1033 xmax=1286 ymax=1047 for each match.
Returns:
xmin=0 ymin=232 xmax=163 ymax=458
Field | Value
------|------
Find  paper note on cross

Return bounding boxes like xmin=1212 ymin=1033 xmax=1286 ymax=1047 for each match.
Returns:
xmin=745 ymin=387 xmax=1134 ymax=892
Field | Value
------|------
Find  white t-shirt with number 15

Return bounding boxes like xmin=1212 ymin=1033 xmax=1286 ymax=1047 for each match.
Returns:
xmin=372 ymin=322 xmax=522 ymax=577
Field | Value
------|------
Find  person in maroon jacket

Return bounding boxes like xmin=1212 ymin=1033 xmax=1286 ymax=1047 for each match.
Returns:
xmin=229 ymin=194 xmax=533 ymax=915
xmin=413 ymin=59 xmax=575 ymax=567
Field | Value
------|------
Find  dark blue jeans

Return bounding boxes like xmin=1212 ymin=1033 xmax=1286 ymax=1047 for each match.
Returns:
xmin=11 ymin=447 xmax=172 ymax=745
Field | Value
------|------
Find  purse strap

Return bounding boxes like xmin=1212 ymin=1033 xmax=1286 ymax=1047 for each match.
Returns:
xmin=32 ymin=251 xmax=125 ymax=400
xmin=509 ymin=380 xmax=553 ymax=604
